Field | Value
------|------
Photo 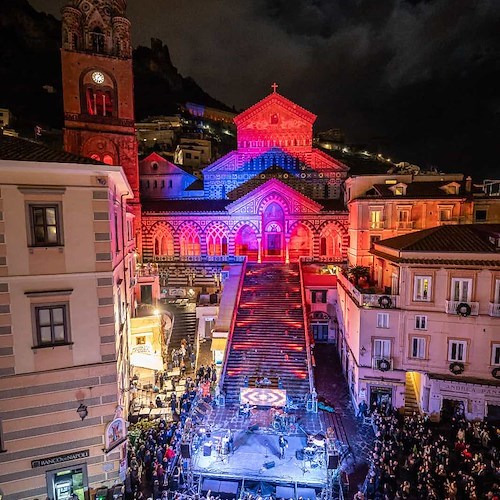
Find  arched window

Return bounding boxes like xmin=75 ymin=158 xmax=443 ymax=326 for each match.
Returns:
xmin=235 ymin=225 xmax=258 ymax=261
xmin=320 ymin=225 xmax=342 ymax=257
xmin=180 ymin=225 xmax=200 ymax=256
xmin=289 ymin=224 xmax=312 ymax=260
xmin=82 ymin=70 xmax=114 ymax=117
xmin=103 ymin=154 xmax=114 ymax=165
xmin=90 ymin=27 xmax=105 ymax=53
xmin=153 ymin=226 xmax=174 ymax=257
xmin=206 ymin=224 xmax=228 ymax=256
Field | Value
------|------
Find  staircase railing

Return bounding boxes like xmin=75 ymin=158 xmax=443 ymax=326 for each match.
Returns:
xmin=298 ymin=258 xmax=315 ymax=394
xmin=218 ymin=256 xmax=248 ymax=394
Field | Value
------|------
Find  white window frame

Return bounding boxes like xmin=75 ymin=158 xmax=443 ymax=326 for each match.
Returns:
xmin=492 ymin=344 xmax=500 ymax=366
xmin=376 ymin=313 xmax=389 ymax=329
xmin=397 ymin=208 xmax=410 ymax=222
xmin=373 ymin=338 xmax=391 ymax=358
xmin=448 ymin=340 xmax=467 ymax=362
xmin=369 ymin=209 xmax=383 ymax=229
xmin=494 ymin=279 xmax=500 ymax=304
xmin=451 ymin=278 xmax=472 ymax=303
xmin=414 ymin=276 xmax=432 ymax=302
xmin=410 ymin=336 xmax=426 ymax=359
xmin=415 ymin=315 xmax=427 ymax=330
xmin=438 ymin=205 xmax=453 ymax=222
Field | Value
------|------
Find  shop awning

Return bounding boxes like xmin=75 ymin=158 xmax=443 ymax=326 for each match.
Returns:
xmin=130 ymin=352 xmax=163 ymax=371
xmin=211 ymin=338 xmax=227 ymax=351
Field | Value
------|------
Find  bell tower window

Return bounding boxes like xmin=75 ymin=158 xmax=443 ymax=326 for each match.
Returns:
xmin=82 ymin=70 xmax=115 ymax=117
xmin=90 ymin=27 xmax=105 ymax=53
xmin=86 ymin=88 xmax=113 ymax=116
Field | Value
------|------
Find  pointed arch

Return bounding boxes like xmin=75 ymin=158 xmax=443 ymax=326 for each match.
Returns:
xmin=205 ymin=222 xmax=229 ymax=256
xmin=234 ymin=224 xmax=258 ymax=261
xmin=319 ymin=223 xmax=344 ymax=258
xmin=179 ymin=223 xmax=201 ymax=256
xmin=152 ymin=223 xmax=174 ymax=258
xmin=289 ymin=222 xmax=312 ymax=261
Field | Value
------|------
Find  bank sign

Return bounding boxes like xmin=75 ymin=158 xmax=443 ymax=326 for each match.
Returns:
xmin=31 ymin=449 xmax=90 ymax=468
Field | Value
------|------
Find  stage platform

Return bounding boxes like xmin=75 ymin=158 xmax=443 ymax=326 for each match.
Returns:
xmin=191 ymin=429 xmax=327 ymax=487
xmin=187 ymin=405 xmax=332 ymax=490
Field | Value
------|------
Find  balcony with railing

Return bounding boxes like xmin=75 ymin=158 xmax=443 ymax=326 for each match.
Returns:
xmin=371 ymin=356 xmax=393 ymax=371
xmin=489 ymin=302 xmax=500 ymax=317
xmin=369 ymin=220 xmax=385 ymax=230
xmin=396 ymin=221 xmax=414 ymax=230
xmin=152 ymin=255 xmax=246 ymax=263
xmin=136 ymin=263 xmax=159 ymax=277
xmin=445 ymin=300 xmax=480 ymax=316
xmin=337 ymin=271 xmax=398 ymax=309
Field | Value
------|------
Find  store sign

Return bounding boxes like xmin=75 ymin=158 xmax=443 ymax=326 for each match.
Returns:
xmin=169 ymin=288 xmax=186 ymax=297
xmin=104 ymin=418 xmax=127 ymax=453
xmin=131 ymin=344 xmax=153 ymax=355
xmin=435 ymin=380 xmax=500 ymax=397
xmin=31 ymin=449 xmax=89 ymax=468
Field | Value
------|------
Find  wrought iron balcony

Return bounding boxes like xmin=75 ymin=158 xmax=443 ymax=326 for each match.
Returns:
xmin=396 ymin=221 xmax=414 ymax=229
xmin=371 ymin=356 xmax=393 ymax=371
xmin=445 ymin=300 xmax=479 ymax=316
xmin=369 ymin=221 xmax=385 ymax=229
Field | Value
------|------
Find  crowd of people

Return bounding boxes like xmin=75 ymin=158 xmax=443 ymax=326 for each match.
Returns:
xmin=355 ymin=405 xmax=500 ymax=500
xmin=125 ymin=336 xmax=220 ymax=500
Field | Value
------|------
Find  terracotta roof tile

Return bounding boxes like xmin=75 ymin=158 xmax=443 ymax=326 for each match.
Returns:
xmin=0 ymin=134 xmax=103 ymax=165
xmin=142 ymin=199 xmax=230 ymax=212
xmin=376 ymin=224 xmax=500 ymax=253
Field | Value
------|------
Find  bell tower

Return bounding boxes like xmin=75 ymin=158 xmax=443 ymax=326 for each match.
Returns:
xmin=61 ymin=0 xmax=141 ymax=236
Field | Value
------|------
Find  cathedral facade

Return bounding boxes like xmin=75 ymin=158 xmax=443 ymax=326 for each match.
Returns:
xmin=140 ymin=90 xmax=350 ymax=267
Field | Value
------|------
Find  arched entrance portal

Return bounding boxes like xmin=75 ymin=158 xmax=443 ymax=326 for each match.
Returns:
xmin=235 ymin=225 xmax=258 ymax=262
xmin=262 ymin=202 xmax=284 ymax=261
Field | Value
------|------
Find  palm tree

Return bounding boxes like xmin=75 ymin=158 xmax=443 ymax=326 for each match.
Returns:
xmin=347 ymin=266 xmax=371 ymax=287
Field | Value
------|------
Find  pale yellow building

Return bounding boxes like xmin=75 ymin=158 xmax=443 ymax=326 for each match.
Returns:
xmin=0 ymin=135 xmax=135 ymax=499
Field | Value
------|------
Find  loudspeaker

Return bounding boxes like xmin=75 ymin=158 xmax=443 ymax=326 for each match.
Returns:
xmin=296 ymin=449 xmax=304 ymax=461
xmin=180 ymin=442 xmax=191 ymax=459
xmin=327 ymin=452 xmax=339 ymax=469
xmin=247 ymin=424 xmax=259 ymax=432
xmin=263 ymin=461 xmax=275 ymax=469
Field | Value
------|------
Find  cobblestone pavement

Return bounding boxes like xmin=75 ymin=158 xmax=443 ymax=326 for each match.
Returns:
xmin=313 ymin=343 xmax=374 ymax=495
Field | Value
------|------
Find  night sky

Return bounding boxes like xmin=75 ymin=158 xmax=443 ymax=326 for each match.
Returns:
xmin=29 ymin=0 xmax=500 ymax=178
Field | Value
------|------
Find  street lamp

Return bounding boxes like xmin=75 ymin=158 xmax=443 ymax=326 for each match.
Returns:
xmin=77 ymin=403 xmax=88 ymax=421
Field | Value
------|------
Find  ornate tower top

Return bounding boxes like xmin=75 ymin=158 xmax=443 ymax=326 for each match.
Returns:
xmin=61 ymin=0 xmax=131 ymax=58
xmin=66 ymin=0 xmax=127 ymax=17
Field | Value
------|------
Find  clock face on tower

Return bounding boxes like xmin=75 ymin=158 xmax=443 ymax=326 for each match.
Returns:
xmin=91 ymin=71 xmax=105 ymax=84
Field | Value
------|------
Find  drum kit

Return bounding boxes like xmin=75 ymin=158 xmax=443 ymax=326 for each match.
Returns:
xmin=271 ymin=408 xmax=296 ymax=433
xmin=302 ymin=433 xmax=326 ymax=469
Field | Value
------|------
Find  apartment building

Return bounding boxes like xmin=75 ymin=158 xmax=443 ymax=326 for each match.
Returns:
xmin=0 ymin=135 xmax=135 ymax=499
xmin=337 ymin=223 xmax=500 ymax=421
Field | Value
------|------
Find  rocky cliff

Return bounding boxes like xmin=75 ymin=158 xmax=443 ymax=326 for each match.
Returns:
xmin=0 ymin=0 xmax=229 ymax=132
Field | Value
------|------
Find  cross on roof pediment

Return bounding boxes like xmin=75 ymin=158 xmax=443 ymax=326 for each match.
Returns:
xmin=234 ymin=92 xmax=316 ymax=127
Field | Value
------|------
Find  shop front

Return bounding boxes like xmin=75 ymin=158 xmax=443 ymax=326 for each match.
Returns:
xmin=356 ymin=375 xmax=406 ymax=412
xmin=33 ymin=451 xmax=90 ymax=500
xmin=428 ymin=375 xmax=500 ymax=421
xmin=211 ymin=336 xmax=227 ymax=366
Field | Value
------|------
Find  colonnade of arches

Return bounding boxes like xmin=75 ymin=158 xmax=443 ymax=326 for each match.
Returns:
xmin=146 ymin=218 xmax=346 ymax=263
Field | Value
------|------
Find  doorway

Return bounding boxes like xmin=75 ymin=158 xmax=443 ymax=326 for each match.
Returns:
xmin=141 ymin=284 xmax=153 ymax=305
xmin=262 ymin=202 xmax=285 ymax=261
xmin=369 ymin=386 xmax=393 ymax=410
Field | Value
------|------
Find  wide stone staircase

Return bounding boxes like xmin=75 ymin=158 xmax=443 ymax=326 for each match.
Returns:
xmin=222 ymin=263 xmax=313 ymax=405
